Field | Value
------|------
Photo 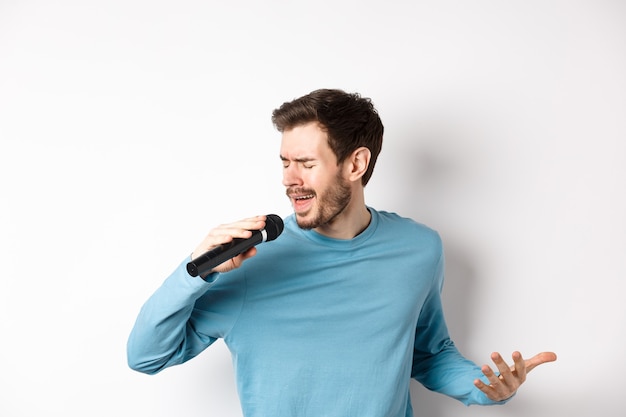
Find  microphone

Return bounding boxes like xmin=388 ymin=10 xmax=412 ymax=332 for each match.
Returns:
xmin=186 ymin=214 xmax=284 ymax=278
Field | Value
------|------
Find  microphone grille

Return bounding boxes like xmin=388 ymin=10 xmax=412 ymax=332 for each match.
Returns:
xmin=264 ymin=214 xmax=284 ymax=241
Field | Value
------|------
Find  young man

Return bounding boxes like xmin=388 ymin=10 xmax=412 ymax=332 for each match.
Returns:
xmin=127 ymin=89 xmax=556 ymax=416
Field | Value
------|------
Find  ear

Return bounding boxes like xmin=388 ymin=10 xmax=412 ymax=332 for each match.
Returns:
xmin=345 ymin=147 xmax=371 ymax=182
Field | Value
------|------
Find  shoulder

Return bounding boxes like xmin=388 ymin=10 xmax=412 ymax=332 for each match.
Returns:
xmin=372 ymin=209 xmax=442 ymax=247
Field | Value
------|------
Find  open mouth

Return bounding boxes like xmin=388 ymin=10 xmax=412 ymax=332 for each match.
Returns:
xmin=289 ymin=191 xmax=316 ymax=212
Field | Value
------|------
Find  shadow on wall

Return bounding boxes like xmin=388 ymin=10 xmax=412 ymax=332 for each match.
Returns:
xmin=384 ymin=129 xmax=484 ymax=415
xmin=409 ymin=240 xmax=480 ymax=416
xmin=394 ymin=125 xmax=565 ymax=416
xmin=389 ymin=128 xmax=485 ymax=343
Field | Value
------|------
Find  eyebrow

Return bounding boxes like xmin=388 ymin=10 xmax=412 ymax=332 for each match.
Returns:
xmin=280 ymin=155 xmax=316 ymax=163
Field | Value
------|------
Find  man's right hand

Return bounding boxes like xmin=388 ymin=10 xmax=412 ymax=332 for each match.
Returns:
xmin=191 ymin=215 xmax=267 ymax=274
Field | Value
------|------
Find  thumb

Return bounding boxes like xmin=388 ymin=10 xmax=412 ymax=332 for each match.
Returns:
xmin=525 ymin=351 xmax=557 ymax=373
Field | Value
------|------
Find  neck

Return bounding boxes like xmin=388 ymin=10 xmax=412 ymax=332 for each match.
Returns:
xmin=314 ymin=189 xmax=371 ymax=240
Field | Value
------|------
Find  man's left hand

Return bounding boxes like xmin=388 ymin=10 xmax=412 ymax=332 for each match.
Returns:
xmin=474 ymin=351 xmax=557 ymax=402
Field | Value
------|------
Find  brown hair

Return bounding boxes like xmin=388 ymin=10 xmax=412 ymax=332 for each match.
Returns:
xmin=272 ymin=89 xmax=384 ymax=186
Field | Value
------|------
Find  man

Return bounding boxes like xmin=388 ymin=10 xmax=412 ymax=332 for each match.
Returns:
xmin=127 ymin=89 xmax=556 ymax=416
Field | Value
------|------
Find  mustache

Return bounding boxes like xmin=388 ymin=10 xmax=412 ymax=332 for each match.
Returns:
xmin=286 ymin=187 xmax=316 ymax=197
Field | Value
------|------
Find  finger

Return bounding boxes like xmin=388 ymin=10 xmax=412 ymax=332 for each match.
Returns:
xmin=193 ymin=216 xmax=267 ymax=260
xmin=490 ymin=352 xmax=514 ymax=382
xmin=211 ymin=216 xmax=266 ymax=238
xmin=473 ymin=377 xmax=495 ymax=397
xmin=511 ymin=351 xmax=526 ymax=383
xmin=525 ymin=351 xmax=558 ymax=373
xmin=480 ymin=363 xmax=501 ymax=386
xmin=480 ymin=355 xmax=516 ymax=400
xmin=205 ymin=218 xmax=267 ymax=247
xmin=474 ymin=373 xmax=507 ymax=402
xmin=209 ymin=227 xmax=253 ymax=241
xmin=230 ymin=215 xmax=267 ymax=230
xmin=227 ymin=247 xmax=258 ymax=269
xmin=236 ymin=247 xmax=258 ymax=264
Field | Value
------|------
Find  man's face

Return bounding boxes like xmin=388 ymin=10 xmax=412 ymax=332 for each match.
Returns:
xmin=280 ymin=122 xmax=351 ymax=230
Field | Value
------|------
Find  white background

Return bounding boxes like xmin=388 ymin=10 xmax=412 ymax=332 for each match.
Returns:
xmin=1 ymin=1 xmax=624 ymax=416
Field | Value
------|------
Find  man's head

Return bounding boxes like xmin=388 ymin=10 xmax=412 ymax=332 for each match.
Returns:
xmin=272 ymin=89 xmax=384 ymax=187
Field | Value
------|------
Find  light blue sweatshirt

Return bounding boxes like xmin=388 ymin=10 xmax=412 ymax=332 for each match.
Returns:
xmin=127 ymin=209 xmax=501 ymax=416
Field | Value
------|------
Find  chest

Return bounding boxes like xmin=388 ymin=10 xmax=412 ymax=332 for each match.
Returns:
xmin=230 ymin=241 xmax=438 ymax=351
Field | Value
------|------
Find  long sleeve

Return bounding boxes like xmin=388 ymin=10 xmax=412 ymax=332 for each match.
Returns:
xmin=126 ymin=257 xmax=242 ymax=375
xmin=411 ymin=252 xmax=505 ymax=406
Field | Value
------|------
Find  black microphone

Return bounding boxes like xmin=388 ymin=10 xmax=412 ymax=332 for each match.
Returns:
xmin=186 ymin=214 xmax=284 ymax=278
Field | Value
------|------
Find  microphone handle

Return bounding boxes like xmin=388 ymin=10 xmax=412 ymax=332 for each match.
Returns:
xmin=187 ymin=230 xmax=264 ymax=278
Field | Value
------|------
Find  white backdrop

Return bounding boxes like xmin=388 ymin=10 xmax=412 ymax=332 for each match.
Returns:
xmin=1 ymin=1 xmax=625 ymax=416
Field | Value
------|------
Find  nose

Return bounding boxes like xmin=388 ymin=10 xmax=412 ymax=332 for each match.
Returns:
xmin=282 ymin=164 xmax=303 ymax=187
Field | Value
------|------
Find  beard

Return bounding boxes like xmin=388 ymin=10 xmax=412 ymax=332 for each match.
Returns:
xmin=288 ymin=174 xmax=352 ymax=230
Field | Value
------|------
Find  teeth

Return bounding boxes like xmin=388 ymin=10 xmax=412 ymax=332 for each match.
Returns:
xmin=295 ymin=194 xmax=314 ymax=200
